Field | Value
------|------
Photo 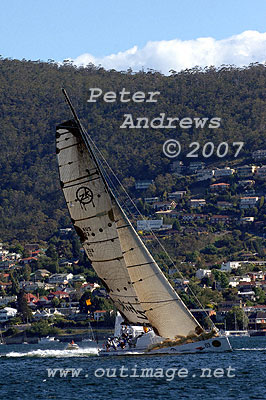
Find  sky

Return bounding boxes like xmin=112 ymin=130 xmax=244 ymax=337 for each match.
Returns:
xmin=1 ymin=0 xmax=266 ymax=74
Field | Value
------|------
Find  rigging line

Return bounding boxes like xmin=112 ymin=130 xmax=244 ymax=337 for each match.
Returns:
xmin=84 ymin=132 xmax=216 ymax=329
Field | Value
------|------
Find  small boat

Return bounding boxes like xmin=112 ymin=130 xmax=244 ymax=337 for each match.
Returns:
xmin=66 ymin=340 xmax=79 ymax=350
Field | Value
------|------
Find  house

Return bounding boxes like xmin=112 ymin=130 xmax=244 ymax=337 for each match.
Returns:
xmin=217 ymin=201 xmax=233 ymax=209
xmin=37 ymin=296 xmax=50 ymax=306
xmin=210 ymin=183 xmax=230 ymax=192
xmin=240 ymin=197 xmax=259 ymax=209
xmin=19 ymin=257 xmax=38 ymax=265
xmin=25 ymin=293 xmax=39 ymax=304
xmin=247 ymin=271 xmax=266 ymax=281
xmin=0 ymin=295 xmax=17 ymax=306
xmin=168 ymin=191 xmax=186 ymax=200
xmin=221 ymin=261 xmax=241 ymax=272
xmin=59 ymin=261 xmax=73 ymax=268
xmin=211 ymin=215 xmax=231 ymax=224
xmin=135 ymin=180 xmax=154 ymax=190
xmin=237 ymin=165 xmax=257 ymax=178
xmin=173 ymin=278 xmax=190 ymax=290
xmin=59 ymin=228 xmax=72 ymax=235
xmin=19 ymin=281 xmax=45 ymax=292
xmin=229 ymin=275 xmax=251 ymax=288
xmin=189 ymin=199 xmax=206 ymax=207
xmin=256 ymin=166 xmax=266 ymax=179
xmin=182 ymin=214 xmax=209 ymax=222
xmin=170 ymin=161 xmax=186 ymax=175
xmin=48 ymin=273 xmax=73 ymax=285
xmin=48 ymin=290 xmax=70 ymax=300
xmin=144 ymin=197 xmax=160 ymax=204
xmin=0 ymin=306 xmax=17 ymax=322
xmin=93 ymin=310 xmax=108 ymax=321
xmin=240 ymin=217 xmax=255 ymax=223
xmin=34 ymin=269 xmax=51 ymax=280
xmin=153 ymin=201 xmax=176 ymax=211
xmin=137 ymin=219 xmax=163 ymax=231
xmin=238 ymin=180 xmax=255 ymax=187
xmin=196 ymin=269 xmax=212 ymax=280
xmin=33 ymin=308 xmax=63 ymax=320
xmin=82 ymin=282 xmax=100 ymax=292
xmin=252 ymin=149 xmax=266 ymax=161
xmin=189 ymin=161 xmax=205 ymax=173
xmin=248 ymin=311 xmax=266 ymax=329
xmin=238 ymin=290 xmax=256 ymax=301
xmin=196 ymin=169 xmax=214 ymax=181
xmin=213 ymin=167 xmax=235 ymax=178
xmin=71 ymin=275 xmax=86 ymax=283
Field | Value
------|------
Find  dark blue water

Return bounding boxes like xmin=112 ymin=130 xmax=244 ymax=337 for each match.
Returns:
xmin=0 ymin=337 xmax=265 ymax=399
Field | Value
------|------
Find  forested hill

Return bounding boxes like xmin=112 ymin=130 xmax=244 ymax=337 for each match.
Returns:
xmin=0 ymin=58 xmax=265 ymax=242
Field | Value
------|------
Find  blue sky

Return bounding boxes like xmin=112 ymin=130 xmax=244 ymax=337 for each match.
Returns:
xmin=1 ymin=0 xmax=266 ymax=72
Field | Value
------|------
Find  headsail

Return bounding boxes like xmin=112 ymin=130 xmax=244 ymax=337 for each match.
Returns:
xmin=113 ymin=203 xmax=201 ymax=338
xmin=56 ymin=92 xmax=203 ymax=339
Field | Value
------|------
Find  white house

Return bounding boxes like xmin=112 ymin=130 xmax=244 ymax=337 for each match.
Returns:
xmin=221 ymin=261 xmax=241 ymax=272
xmin=237 ymin=165 xmax=257 ymax=177
xmin=196 ymin=269 xmax=212 ymax=280
xmin=48 ymin=273 xmax=74 ymax=285
xmin=189 ymin=199 xmax=206 ymax=207
xmin=137 ymin=219 xmax=163 ymax=231
xmin=240 ymin=197 xmax=259 ymax=209
xmin=213 ymin=167 xmax=235 ymax=178
xmin=0 ymin=306 xmax=17 ymax=322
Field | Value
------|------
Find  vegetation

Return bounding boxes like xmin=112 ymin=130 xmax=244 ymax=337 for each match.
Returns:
xmin=0 ymin=58 xmax=265 ymax=242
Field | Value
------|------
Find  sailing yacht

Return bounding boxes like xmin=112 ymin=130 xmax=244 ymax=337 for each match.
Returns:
xmin=56 ymin=89 xmax=232 ymax=356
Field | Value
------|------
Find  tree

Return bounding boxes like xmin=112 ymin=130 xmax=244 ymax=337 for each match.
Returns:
xmin=17 ymin=290 xmax=32 ymax=323
xmin=225 ymin=306 xmax=249 ymax=330
xmin=254 ymin=287 xmax=266 ymax=304
xmin=10 ymin=272 xmax=19 ymax=295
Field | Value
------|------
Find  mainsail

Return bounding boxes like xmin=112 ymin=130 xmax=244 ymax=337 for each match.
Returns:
xmin=56 ymin=94 xmax=202 ymax=339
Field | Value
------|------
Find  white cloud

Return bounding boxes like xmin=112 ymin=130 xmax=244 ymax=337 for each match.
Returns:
xmin=71 ymin=31 xmax=266 ymax=74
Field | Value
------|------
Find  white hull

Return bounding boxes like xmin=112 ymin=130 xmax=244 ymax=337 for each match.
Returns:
xmin=100 ymin=336 xmax=232 ymax=356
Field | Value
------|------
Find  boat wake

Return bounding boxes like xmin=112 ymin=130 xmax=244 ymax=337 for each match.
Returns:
xmin=2 ymin=347 xmax=99 ymax=358
xmin=235 ymin=347 xmax=266 ymax=351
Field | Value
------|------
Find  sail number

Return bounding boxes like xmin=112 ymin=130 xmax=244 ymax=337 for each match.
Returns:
xmin=163 ymin=140 xmax=244 ymax=159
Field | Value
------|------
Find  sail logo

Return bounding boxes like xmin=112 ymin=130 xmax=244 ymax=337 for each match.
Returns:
xmin=116 ymin=298 xmax=147 ymax=320
xmin=76 ymin=186 xmax=95 ymax=209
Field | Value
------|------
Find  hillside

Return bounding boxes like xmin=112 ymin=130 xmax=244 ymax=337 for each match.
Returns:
xmin=0 ymin=58 xmax=265 ymax=242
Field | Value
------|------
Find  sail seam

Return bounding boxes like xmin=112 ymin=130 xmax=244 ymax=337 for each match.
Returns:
xmin=63 ymin=176 xmax=100 ymax=188
xmin=92 ymin=256 xmax=124 ymax=263
xmin=62 ymin=172 xmax=99 ymax=184
xmin=117 ymin=224 xmax=131 ymax=229
xmin=126 ymin=261 xmax=154 ymax=269
xmin=58 ymin=142 xmax=82 ymax=151
xmin=85 ymin=236 xmax=119 ymax=245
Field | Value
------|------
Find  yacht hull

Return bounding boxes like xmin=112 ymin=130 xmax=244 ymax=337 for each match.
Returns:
xmin=99 ymin=336 xmax=232 ymax=356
